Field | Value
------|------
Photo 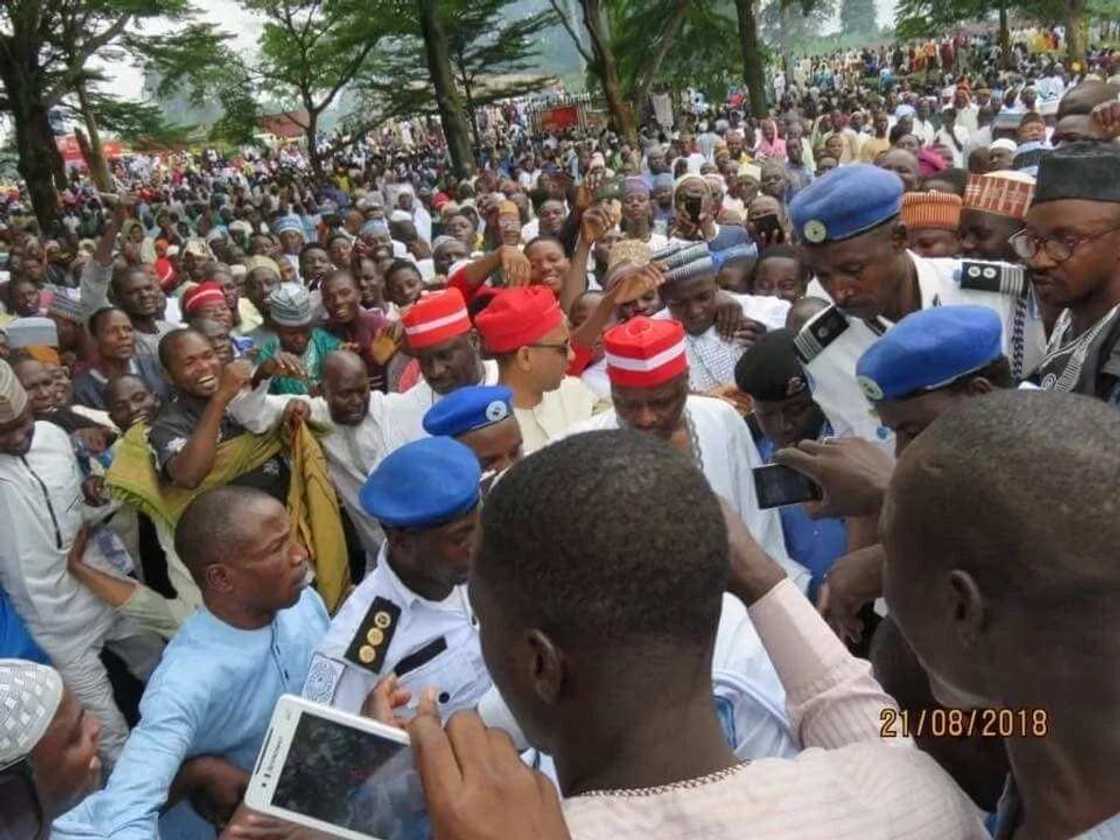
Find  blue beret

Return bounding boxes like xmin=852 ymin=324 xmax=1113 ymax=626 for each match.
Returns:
xmin=359 ymin=437 xmax=481 ymax=529
xmin=790 ymin=164 xmax=903 ymax=244
xmin=856 ymin=306 xmax=1004 ymax=402
xmin=422 ymin=386 xmax=514 ymax=438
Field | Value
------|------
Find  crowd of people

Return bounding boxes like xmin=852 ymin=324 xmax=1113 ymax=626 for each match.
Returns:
xmin=1 ymin=26 xmax=1120 ymax=840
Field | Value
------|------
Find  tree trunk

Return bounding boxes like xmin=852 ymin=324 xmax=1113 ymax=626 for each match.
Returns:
xmin=1065 ymin=0 xmax=1087 ymax=64
xmin=76 ymin=81 xmax=112 ymax=191
xmin=735 ymin=0 xmax=766 ymax=118
xmin=418 ymin=0 xmax=476 ymax=178
xmin=9 ymin=83 xmax=64 ymax=231
xmin=580 ymin=0 xmax=637 ymax=145
xmin=305 ymin=109 xmax=324 ymax=180
xmin=632 ymin=0 xmax=689 ymax=123
xmin=998 ymin=2 xmax=1012 ymax=70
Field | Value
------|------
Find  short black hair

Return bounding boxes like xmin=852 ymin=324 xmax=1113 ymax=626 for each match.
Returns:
xmin=477 ymin=429 xmax=728 ymax=649
xmin=384 ymin=259 xmax=420 ymax=282
xmin=921 ymin=167 xmax=968 ymax=196
xmin=176 ymin=486 xmax=275 ymax=586
xmin=524 ymin=235 xmax=565 ymax=255
xmin=158 ymin=327 xmax=205 ymax=371
xmin=88 ymin=306 xmax=127 ymax=339
xmin=327 ymin=232 xmax=352 ymax=248
xmin=299 ymin=242 xmax=328 ymax=260
xmin=890 ymin=391 xmax=1120 ymax=618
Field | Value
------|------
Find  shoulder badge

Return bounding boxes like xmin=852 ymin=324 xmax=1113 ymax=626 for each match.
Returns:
xmin=343 ymin=596 xmax=401 ymax=675
xmin=959 ymin=261 xmax=1025 ymax=297
xmin=793 ymin=305 xmax=849 ymax=364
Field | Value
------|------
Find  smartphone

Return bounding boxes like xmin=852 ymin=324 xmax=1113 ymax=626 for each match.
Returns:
xmin=752 ymin=464 xmax=822 ymax=509
xmin=245 ymin=695 xmax=426 ymax=840
xmin=752 ymin=214 xmax=783 ymax=244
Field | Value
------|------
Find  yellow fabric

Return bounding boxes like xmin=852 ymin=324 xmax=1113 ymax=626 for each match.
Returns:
xmin=285 ymin=420 xmax=349 ymax=612
xmin=107 ymin=420 xmax=350 ymax=612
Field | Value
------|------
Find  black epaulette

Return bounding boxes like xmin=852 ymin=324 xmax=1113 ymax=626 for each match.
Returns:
xmin=343 ymin=597 xmax=401 ymax=675
xmin=793 ymin=305 xmax=850 ymax=364
xmin=959 ymin=261 xmax=1026 ymax=297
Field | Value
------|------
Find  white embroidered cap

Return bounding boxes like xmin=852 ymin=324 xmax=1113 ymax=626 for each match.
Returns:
xmin=0 ymin=659 xmax=64 ymax=769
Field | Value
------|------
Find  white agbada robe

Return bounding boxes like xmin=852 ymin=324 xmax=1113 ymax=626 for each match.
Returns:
xmin=564 ymin=395 xmax=811 ymax=593
xmin=799 ymin=251 xmax=1046 ymax=451
xmin=231 ymin=361 xmax=501 ymax=561
xmin=0 ymin=422 xmax=162 ymax=762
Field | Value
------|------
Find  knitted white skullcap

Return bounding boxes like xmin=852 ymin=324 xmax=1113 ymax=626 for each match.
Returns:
xmin=0 ymin=659 xmax=64 ymax=769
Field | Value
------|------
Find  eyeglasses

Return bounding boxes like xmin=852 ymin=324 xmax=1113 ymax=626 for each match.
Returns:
xmin=1009 ymin=225 xmax=1120 ymax=265
xmin=527 ymin=341 xmax=571 ymax=356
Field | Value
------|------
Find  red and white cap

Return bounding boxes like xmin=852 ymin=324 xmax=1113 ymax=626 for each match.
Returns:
xmin=475 ymin=286 xmax=563 ymax=354
xmin=604 ymin=316 xmax=688 ymax=388
xmin=402 ymin=288 xmax=471 ymax=350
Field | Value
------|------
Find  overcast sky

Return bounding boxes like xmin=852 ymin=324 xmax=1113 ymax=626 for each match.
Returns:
xmin=103 ymin=0 xmax=899 ymax=100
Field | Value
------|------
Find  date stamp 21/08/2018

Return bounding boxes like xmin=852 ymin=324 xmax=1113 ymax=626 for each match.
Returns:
xmin=880 ymin=707 xmax=1049 ymax=739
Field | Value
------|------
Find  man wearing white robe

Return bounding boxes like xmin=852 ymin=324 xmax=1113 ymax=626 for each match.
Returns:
xmin=562 ymin=317 xmax=810 ymax=593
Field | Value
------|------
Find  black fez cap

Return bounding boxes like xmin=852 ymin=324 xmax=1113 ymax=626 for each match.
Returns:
xmin=1034 ymin=141 xmax=1120 ymax=205
xmin=734 ymin=328 xmax=810 ymax=402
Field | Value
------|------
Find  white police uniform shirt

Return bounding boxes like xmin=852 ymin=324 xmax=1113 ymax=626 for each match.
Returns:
xmin=655 ymin=294 xmax=791 ymax=391
xmin=799 ymin=251 xmax=1046 ymax=450
xmin=303 ymin=544 xmax=491 ymax=719
xmin=565 ymin=395 xmax=812 ymax=594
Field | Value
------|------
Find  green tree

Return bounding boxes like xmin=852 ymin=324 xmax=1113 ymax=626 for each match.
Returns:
xmin=416 ymin=0 xmax=476 ymax=177
xmin=840 ymin=0 xmax=878 ymax=34
xmin=0 ymin=0 xmax=211 ymax=228
xmin=549 ymin=0 xmax=692 ymax=143
xmin=360 ymin=0 xmax=558 ymax=150
xmin=231 ymin=0 xmax=409 ymax=177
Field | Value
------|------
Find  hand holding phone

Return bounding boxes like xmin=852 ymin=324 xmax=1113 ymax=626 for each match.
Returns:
xmin=752 ymin=463 xmax=823 ymax=509
xmin=408 ymin=703 xmax=571 ymax=840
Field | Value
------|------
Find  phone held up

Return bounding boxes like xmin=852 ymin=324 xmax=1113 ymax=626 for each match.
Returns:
xmin=752 ymin=463 xmax=822 ymax=510
xmin=246 ymin=694 xmax=426 ymax=840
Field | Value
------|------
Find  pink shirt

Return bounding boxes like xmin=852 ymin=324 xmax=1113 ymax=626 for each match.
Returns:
xmin=562 ymin=580 xmax=987 ymax=839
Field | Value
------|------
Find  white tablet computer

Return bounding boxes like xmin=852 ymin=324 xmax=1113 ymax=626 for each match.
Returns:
xmin=245 ymin=694 xmax=428 ymax=840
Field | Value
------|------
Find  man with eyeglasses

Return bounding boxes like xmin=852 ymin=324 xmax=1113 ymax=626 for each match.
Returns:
xmin=475 ymin=286 xmax=602 ymax=454
xmin=1020 ymin=140 xmax=1120 ymax=403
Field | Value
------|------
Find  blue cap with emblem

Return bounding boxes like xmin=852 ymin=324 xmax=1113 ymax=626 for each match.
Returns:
xmin=855 ymin=305 xmax=1004 ymax=402
xmin=360 ymin=436 xmax=481 ymax=529
xmin=422 ymin=385 xmax=514 ymax=438
xmin=790 ymin=164 xmax=904 ymax=245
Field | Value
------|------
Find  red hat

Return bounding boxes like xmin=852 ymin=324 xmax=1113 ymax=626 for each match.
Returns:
xmin=474 ymin=287 xmax=563 ymax=354
xmin=182 ymin=281 xmax=226 ymax=315
xmin=402 ymin=288 xmax=471 ymax=350
xmin=604 ymin=316 xmax=687 ymax=388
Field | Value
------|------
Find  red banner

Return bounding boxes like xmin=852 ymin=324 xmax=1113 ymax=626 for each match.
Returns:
xmin=538 ymin=105 xmax=580 ymax=133
xmin=56 ymin=135 xmax=126 ymax=168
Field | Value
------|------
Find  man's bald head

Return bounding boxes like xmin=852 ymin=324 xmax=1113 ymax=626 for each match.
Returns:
xmin=322 ymin=349 xmax=367 ymax=382
xmin=882 ymin=391 xmax=1120 ymax=708
xmin=322 ymin=350 xmax=371 ymax=426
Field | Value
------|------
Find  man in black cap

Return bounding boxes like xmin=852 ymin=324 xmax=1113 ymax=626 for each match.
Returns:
xmin=1018 ymin=138 xmax=1120 ymax=403
xmin=734 ymin=331 xmax=846 ymax=603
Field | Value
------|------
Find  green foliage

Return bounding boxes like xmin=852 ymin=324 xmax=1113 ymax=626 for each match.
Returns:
xmin=840 ymin=0 xmax=878 ymax=34
xmin=81 ymin=95 xmax=198 ymax=146
xmin=357 ymin=0 xmax=557 ymax=133
xmin=760 ymin=0 xmax=837 ymax=53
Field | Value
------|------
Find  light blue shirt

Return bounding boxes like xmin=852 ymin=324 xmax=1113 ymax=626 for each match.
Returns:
xmin=53 ymin=587 xmax=330 ymax=839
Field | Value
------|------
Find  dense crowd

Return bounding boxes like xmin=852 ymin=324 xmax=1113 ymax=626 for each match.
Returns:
xmin=1 ymin=26 xmax=1120 ymax=840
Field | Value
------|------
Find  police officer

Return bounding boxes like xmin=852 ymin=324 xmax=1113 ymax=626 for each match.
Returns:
xmin=422 ymin=385 xmax=524 ymax=476
xmin=786 ymin=164 xmax=1046 ymax=447
xmin=302 ymin=437 xmax=490 ymax=719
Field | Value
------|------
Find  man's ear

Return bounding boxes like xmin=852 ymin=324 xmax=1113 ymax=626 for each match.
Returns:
xmin=892 ymin=222 xmax=910 ymax=251
xmin=526 ymin=628 xmax=565 ymax=706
